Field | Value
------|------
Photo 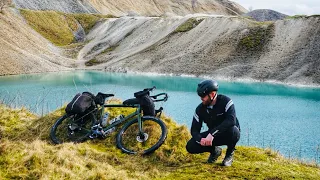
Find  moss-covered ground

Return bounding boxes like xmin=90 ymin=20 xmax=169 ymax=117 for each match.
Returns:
xmin=0 ymin=103 xmax=319 ymax=179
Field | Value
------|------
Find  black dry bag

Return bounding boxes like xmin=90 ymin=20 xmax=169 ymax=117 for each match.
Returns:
xmin=65 ymin=92 xmax=95 ymax=115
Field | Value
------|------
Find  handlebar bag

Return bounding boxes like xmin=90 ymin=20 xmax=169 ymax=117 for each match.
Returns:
xmin=123 ymin=95 xmax=155 ymax=116
xmin=139 ymin=95 xmax=155 ymax=116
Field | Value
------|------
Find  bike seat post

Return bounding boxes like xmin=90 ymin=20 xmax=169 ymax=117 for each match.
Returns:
xmin=100 ymin=97 xmax=109 ymax=121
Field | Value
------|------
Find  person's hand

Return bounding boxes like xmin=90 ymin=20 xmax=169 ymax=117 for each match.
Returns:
xmin=200 ymin=133 xmax=214 ymax=146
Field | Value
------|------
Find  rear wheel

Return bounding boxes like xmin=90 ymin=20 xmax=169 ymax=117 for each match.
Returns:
xmin=116 ymin=116 xmax=167 ymax=155
xmin=50 ymin=114 xmax=94 ymax=144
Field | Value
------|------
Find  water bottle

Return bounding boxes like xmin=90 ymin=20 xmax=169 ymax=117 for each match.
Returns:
xmin=109 ymin=114 xmax=124 ymax=124
xmin=101 ymin=113 xmax=109 ymax=127
xmin=104 ymin=127 xmax=116 ymax=135
xmin=103 ymin=114 xmax=124 ymax=134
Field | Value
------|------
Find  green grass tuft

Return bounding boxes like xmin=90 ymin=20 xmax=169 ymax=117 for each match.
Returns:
xmin=238 ymin=24 xmax=274 ymax=51
xmin=85 ymin=45 xmax=119 ymax=66
xmin=285 ymin=14 xmax=320 ymax=19
xmin=286 ymin=15 xmax=308 ymax=19
xmin=101 ymin=45 xmax=119 ymax=54
xmin=62 ymin=13 xmax=80 ymax=32
xmin=94 ymin=14 xmax=117 ymax=19
xmin=20 ymin=9 xmax=75 ymax=46
xmin=286 ymin=14 xmax=320 ymax=20
xmin=174 ymin=18 xmax=204 ymax=33
xmin=309 ymin=14 xmax=320 ymax=18
xmin=85 ymin=58 xmax=100 ymax=66
xmin=71 ymin=13 xmax=100 ymax=34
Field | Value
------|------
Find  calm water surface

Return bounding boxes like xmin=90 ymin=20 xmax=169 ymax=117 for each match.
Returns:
xmin=0 ymin=71 xmax=320 ymax=163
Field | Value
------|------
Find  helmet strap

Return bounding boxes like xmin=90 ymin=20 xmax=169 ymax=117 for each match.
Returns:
xmin=209 ymin=92 xmax=217 ymax=104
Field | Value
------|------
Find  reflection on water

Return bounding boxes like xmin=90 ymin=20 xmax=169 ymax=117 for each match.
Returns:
xmin=0 ymin=71 xmax=320 ymax=163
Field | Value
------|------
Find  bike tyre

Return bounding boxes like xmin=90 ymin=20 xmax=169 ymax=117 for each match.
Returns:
xmin=50 ymin=114 xmax=93 ymax=144
xmin=116 ymin=116 xmax=167 ymax=155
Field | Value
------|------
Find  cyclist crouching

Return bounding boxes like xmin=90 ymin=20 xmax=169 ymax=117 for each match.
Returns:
xmin=186 ymin=80 xmax=240 ymax=166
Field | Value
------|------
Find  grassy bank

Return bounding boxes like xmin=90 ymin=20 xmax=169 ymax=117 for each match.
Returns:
xmin=19 ymin=9 xmax=115 ymax=46
xmin=0 ymin=104 xmax=319 ymax=179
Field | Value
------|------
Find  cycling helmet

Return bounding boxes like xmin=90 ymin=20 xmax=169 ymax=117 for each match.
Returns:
xmin=197 ymin=80 xmax=219 ymax=97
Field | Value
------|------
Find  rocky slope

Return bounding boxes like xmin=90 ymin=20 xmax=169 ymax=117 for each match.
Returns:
xmin=13 ymin=0 xmax=247 ymax=16
xmin=81 ymin=15 xmax=320 ymax=85
xmin=243 ymin=9 xmax=288 ymax=22
xmin=0 ymin=9 xmax=73 ymax=75
xmin=87 ymin=0 xmax=247 ymax=16
xmin=13 ymin=0 xmax=98 ymax=14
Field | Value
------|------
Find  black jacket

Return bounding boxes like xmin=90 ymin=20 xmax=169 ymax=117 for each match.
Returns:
xmin=191 ymin=94 xmax=240 ymax=142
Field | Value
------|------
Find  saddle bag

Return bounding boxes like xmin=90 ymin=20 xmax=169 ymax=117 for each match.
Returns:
xmin=65 ymin=92 xmax=95 ymax=115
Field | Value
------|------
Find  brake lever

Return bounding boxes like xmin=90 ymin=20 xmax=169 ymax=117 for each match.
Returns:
xmin=164 ymin=93 xmax=168 ymax=102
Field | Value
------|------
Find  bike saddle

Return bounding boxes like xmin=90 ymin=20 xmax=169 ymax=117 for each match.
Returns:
xmin=95 ymin=92 xmax=115 ymax=105
xmin=97 ymin=92 xmax=114 ymax=98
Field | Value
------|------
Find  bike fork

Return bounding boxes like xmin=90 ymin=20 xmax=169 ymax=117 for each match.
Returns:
xmin=137 ymin=113 xmax=144 ymax=137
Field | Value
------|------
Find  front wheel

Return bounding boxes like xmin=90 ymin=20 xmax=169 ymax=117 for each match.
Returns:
xmin=116 ymin=116 xmax=167 ymax=155
xmin=50 ymin=114 xmax=94 ymax=144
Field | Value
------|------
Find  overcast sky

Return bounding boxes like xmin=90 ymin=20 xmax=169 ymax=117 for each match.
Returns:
xmin=232 ymin=0 xmax=320 ymax=15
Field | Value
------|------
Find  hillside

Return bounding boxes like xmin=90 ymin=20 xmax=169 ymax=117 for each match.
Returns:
xmin=0 ymin=104 xmax=319 ymax=179
xmin=0 ymin=9 xmax=73 ymax=75
xmin=1 ymin=7 xmax=320 ymax=86
xmin=12 ymin=0 xmax=248 ymax=16
xmin=243 ymin=9 xmax=288 ymax=22
xmin=82 ymin=15 xmax=320 ymax=86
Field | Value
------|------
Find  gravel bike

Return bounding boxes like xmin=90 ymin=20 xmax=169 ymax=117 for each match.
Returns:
xmin=50 ymin=87 xmax=168 ymax=155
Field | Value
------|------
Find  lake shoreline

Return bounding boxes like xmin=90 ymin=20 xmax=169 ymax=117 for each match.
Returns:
xmin=126 ymin=70 xmax=320 ymax=89
xmin=2 ymin=69 xmax=320 ymax=89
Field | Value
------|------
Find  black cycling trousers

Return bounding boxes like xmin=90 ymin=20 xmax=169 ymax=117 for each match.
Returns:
xmin=186 ymin=125 xmax=240 ymax=154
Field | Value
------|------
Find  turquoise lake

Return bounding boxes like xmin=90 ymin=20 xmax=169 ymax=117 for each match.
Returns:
xmin=0 ymin=71 xmax=320 ymax=163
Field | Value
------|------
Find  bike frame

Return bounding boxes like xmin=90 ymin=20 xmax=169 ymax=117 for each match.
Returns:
xmin=100 ymin=104 xmax=144 ymax=135
xmin=88 ymin=92 xmax=167 ymax=137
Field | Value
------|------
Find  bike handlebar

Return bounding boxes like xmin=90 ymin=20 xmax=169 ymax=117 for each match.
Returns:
xmin=100 ymin=86 xmax=168 ymax=103
xmin=151 ymin=93 xmax=168 ymax=102
xmin=134 ymin=86 xmax=155 ymax=98
xmin=134 ymin=86 xmax=169 ymax=102
xmin=143 ymin=86 xmax=156 ymax=92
